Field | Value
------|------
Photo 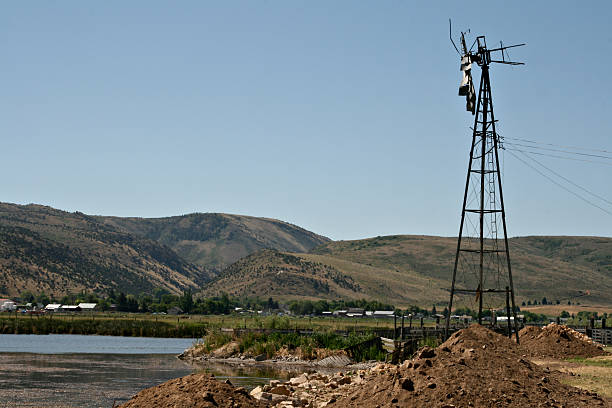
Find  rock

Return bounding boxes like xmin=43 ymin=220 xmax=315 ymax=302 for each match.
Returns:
xmin=260 ymin=392 xmax=274 ymax=400
xmin=401 ymin=378 xmax=415 ymax=391
xmin=255 ymin=354 xmax=267 ymax=361
xmin=336 ymin=376 xmax=351 ymax=385
xmin=289 ymin=374 xmax=309 ymax=385
xmin=417 ymin=347 xmax=436 ymax=359
xmin=270 ymin=385 xmax=292 ymax=396
xmin=250 ymin=386 xmax=266 ymax=400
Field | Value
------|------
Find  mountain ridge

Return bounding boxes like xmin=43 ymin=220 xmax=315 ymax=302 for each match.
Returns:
xmin=96 ymin=212 xmax=330 ymax=271
xmin=0 ymin=202 xmax=329 ymax=297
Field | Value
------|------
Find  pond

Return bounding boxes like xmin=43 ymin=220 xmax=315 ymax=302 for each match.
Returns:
xmin=0 ymin=334 xmax=287 ymax=407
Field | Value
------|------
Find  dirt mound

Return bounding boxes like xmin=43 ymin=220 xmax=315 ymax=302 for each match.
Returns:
xmin=118 ymin=373 xmax=267 ymax=408
xmin=327 ymin=324 xmax=610 ymax=408
xmin=519 ymin=323 xmax=606 ymax=359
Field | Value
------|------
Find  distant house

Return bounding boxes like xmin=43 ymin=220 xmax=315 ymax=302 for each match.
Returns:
xmin=498 ymin=315 xmax=524 ymax=322
xmin=45 ymin=304 xmax=62 ymax=312
xmin=78 ymin=303 xmax=97 ymax=312
xmin=0 ymin=299 xmax=16 ymax=312
xmin=346 ymin=308 xmax=365 ymax=318
xmin=332 ymin=310 xmax=348 ymax=317
xmin=372 ymin=310 xmax=395 ymax=318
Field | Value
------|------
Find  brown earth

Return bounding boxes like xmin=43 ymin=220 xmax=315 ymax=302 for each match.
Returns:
xmin=325 ymin=325 xmax=610 ymax=408
xmin=123 ymin=325 xmax=611 ymax=408
xmin=118 ymin=373 xmax=267 ymax=408
xmin=519 ymin=323 xmax=607 ymax=359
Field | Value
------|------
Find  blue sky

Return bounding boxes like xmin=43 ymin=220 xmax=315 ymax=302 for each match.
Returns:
xmin=1 ymin=2 xmax=611 ymax=240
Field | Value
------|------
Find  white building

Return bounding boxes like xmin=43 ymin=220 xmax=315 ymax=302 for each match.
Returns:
xmin=372 ymin=310 xmax=395 ymax=318
xmin=45 ymin=304 xmax=62 ymax=312
xmin=78 ymin=303 xmax=98 ymax=311
xmin=0 ymin=300 xmax=16 ymax=311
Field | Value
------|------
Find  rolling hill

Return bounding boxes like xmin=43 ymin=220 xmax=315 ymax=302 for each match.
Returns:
xmin=0 ymin=203 xmax=208 ymax=298
xmin=96 ymin=213 xmax=330 ymax=271
xmin=202 ymin=235 xmax=612 ymax=307
xmin=1 ymin=201 xmax=610 ymax=308
xmin=0 ymin=203 xmax=329 ymax=298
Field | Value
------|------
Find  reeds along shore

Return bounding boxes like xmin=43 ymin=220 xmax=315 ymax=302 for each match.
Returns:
xmin=0 ymin=315 xmax=207 ymax=338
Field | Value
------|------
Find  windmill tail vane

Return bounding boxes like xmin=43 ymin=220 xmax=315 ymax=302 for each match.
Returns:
xmin=449 ymin=20 xmax=525 ymax=115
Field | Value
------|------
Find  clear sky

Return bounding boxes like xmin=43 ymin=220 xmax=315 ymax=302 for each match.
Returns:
xmin=1 ymin=2 xmax=611 ymax=240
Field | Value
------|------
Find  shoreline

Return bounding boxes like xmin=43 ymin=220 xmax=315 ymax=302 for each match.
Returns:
xmin=182 ymin=354 xmax=378 ymax=373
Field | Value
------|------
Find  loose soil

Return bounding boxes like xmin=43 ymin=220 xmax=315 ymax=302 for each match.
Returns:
xmin=122 ymin=325 xmax=611 ymax=408
xmin=519 ymin=323 xmax=607 ymax=359
xmin=118 ymin=373 xmax=267 ymax=408
xmin=324 ymin=325 xmax=609 ymax=408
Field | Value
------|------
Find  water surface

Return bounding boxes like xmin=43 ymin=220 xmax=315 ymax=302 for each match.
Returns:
xmin=0 ymin=334 xmax=286 ymax=408
xmin=0 ymin=334 xmax=195 ymax=354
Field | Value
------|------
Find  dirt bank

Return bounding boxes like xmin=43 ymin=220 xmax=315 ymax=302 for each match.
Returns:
xmin=519 ymin=323 xmax=607 ymax=359
xmin=118 ymin=373 xmax=267 ymax=408
xmin=250 ymin=324 xmax=608 ymax=407
xmin=122 ymin=325 xmax=611 ymax=407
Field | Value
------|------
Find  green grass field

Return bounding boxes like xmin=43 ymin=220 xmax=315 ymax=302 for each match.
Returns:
xmin=0 ymin=312 xmax=411 ymax=337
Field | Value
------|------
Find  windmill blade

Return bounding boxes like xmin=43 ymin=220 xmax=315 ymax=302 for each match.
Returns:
xmin=449 ymin=19 xmax=461 ymax=56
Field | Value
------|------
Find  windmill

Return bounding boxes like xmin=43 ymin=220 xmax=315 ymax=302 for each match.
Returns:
xmin=445 ymin=22 xmax=525 ymax=343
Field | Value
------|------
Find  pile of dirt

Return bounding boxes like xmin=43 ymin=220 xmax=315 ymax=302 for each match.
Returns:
xmin=262 ymin=324 xmax=609 ymax=408
xmin=118 ymin=373 xmax=267 ymax=408
xmin=519 ymin=323 xmax=607 ymax=359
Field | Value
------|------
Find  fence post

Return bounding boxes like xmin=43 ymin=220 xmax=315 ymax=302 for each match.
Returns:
xmin=394 ymin=314 xmax=397 ymax=340
xmin=409 ymin=314 xmax=413 ymax=335
xmin=506 ymin=286 xmax=512 ymax=338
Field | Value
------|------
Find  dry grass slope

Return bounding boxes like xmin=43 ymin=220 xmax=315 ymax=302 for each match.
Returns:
xmin=204 ymin=235 xmax=612 ymax=307
xmin=0 ymin=202 xmax=208 ymax=297
xmin=98 ymin=213 xmax=330 ymax=272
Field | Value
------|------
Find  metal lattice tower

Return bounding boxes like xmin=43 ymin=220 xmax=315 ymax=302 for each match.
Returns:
xmin=445 ymin=32 xmax=524 ymax=342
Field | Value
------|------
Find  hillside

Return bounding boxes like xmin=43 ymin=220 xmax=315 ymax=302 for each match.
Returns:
xmin=96 ymin=213 xmax=330 ymax=271
xmin=313 ymin=235 xmax=612 ymax=305
xmin=203 ymin=235 xmax=612 ymax=307
xmin=200 ymin=248 xmax=448 ymax=305
xmin=0 ymin=203 xmax=208 ymax=298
